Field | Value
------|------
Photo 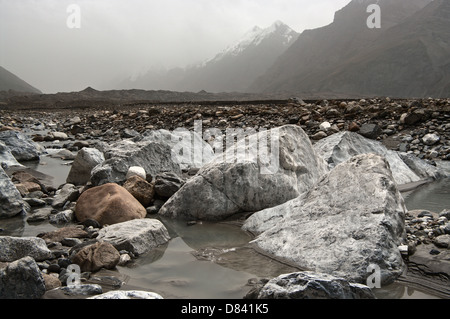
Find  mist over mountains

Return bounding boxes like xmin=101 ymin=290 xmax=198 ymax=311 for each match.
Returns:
xmin=119 ymin=20 xmax=299 ymax=93
xmin=1 ymin=0 xmax=449 ymax=99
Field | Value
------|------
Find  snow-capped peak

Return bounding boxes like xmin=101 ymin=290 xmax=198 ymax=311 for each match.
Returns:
xmin=204 ymin=21 xmax=297 ymax=65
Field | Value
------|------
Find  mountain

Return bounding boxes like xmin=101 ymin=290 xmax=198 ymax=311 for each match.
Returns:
xmin=0 ymin=66 xmax=42 ymax=94
xmin=123 ymin=21 xmax=299 ymax=93
xmin=249 ymin=0 xmax=449 ymax=98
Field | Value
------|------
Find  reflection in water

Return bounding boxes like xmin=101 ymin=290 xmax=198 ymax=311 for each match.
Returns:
xmin=118 ymin=237 xmax=256 ymax=299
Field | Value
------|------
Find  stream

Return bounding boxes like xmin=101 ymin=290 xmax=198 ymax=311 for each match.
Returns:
xmin=1 ymin=151 xmax=449 ymax=299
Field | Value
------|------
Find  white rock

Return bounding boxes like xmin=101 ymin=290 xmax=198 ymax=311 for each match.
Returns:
xmin=126 ymin=166 xmax=146 ymax=180
xmin=248 ymin=154 xmax=407 ymax=286
xmin=319 ymin=122 xmax=332 ymax=131
xmin=314 ymin=131 xmax=439 ymax=185
xmin=159 ymin=125 xmax=328 ymax=221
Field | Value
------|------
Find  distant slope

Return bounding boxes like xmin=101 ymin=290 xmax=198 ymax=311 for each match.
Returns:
xmin=249 ymin=0 xmax=449 ymax=98
xmin=122 ymin=21 xmax=299 ymax=93
xmin=0 ymin=66 xmax=41 ymax=94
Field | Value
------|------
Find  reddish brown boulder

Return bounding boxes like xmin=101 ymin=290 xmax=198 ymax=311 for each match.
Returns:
xmin=75 ymin=183 xmax=146 ymax=226
xmin=71 ymin=242 xmax=120 ymax=272
xmin=123 ymin=175 xmax=154 ymax=207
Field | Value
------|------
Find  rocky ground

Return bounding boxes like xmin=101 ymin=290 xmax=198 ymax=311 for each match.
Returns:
xmin=0 ymin=97 xmax=449 ymax=299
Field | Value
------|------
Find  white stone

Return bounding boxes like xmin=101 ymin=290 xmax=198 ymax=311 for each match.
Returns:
xmin=126 ymin=166 xmax=146 ymax=180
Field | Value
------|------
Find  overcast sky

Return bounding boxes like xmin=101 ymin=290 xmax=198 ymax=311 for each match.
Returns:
xmin=0 ymin=0 xmax=351 ymax=93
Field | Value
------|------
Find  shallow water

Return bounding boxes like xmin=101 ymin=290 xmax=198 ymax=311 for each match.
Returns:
xmin=402 ymin=178 xmax=450 ymax=213
xmin=1 ymin=151 xmax=448 ymax=299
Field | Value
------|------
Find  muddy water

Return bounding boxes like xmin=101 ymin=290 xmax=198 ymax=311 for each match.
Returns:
xmin=2 ymin=151 xmax=448 ymax=299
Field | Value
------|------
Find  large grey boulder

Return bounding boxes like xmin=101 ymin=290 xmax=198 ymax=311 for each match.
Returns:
xmin=0 ymin=236 xmax=53 ymax=262
xmin=0 ymin=256 xmax=46 ymax=299
xmin=66 ymin=148 xmax=105 ymax=185
xmin=247 ymin=154 xmax=407 ymax=286
xmin=249 ymin=272 xmax=375 ymax=299
xmin=0 ymin=141 xmax=24 ymax=169
xmin=0 ymin=166 xmax=28 ymax=219
xmin=159 ymin=125 xmax=328 ymax=221
xmin=0 ymin=130 xmax=40 ymax=162
xmin=90 ymin=139 xmax=181 ymax=186
xmin=96 ymin=219 xmax=170 ymax=256
xmin=137 ymin=128 xmax=215 ymax=171
xmin=313 ymin=131 xmax=439 ymax=185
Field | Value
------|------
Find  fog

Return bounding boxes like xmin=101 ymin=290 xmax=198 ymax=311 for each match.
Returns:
xmin=0 ymin=0 xmax=350 ymax=93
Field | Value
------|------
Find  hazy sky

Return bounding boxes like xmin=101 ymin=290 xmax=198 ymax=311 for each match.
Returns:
xmin=0 ymin=0 xmax=351 ymax=93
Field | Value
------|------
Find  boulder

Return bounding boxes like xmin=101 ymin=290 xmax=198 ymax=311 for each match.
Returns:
xmin=96 ymin=219 xmax=170 ymax=256
xmin=90 ymin=139 xmax=181 ymax=186
xmin=71 ymin=242 xmax=121 ymax=272
xmin=137 ymin=128 xmax=215 ymax=171
xmin=314 ymin=131 xmax=437 ymax=185
xmin=75 ymin=183 xmax=146 ymax=226
xmin=0 ymin=130 xmax=40 ymax=162
xmin=159 ymin=125 xmax=328 ymax=221
xmin=123 ymin=175 xmax=155 ymax=207
xmin=248 ymin=154 xmax=406 ymax=286
xmin=66 ymin=148 xmax=105 ymax=186
xmin=248 ymin=272 xmax=375 ymax=299
xmin=0 ymin=236 xmax=53 ymax=262
xmin=154 ymin=172 xmax=185 ymax=198
xmin=0 ymin=167 xmax=28 ymax=218
xmin=0 ymin=256 xmax=46 ymax=299
xmin=0 ymin=141 xmax=23 ymax=168
xmin=88 ymin=290 xmax=163 ymax=299
xmin=51 ymin=184 xmax=80 ymax=208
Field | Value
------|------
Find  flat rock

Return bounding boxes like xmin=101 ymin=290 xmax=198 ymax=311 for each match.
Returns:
xmin=0 ymin=236 xmax=53 ymax=262
xmin=97 ymin=218 xmax=170 ymax=256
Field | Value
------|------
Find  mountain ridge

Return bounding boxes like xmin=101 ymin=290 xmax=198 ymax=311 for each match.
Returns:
xmin=120 ymin=20 xmax=299 ymax=93
xmin=0 ymin=66 xmax=42 ymax=94
xmin=249 ymin=0 xmax=449 ymax=98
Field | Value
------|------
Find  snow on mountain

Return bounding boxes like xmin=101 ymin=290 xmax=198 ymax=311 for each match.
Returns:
xmin=205 ymin=21 xmax=298 ymax=65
